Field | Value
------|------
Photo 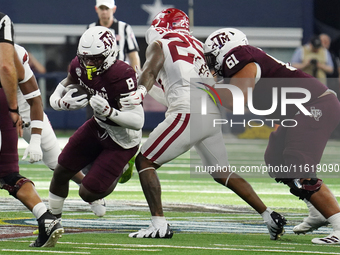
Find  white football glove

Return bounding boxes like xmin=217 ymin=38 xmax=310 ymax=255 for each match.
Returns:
xmin=22 ymin=134 xmax=43 ymax=163
xmin=120 ymin=85 xmax=147 ymax=108
xmin=89 ymin=94 xmax=115 ymax=118
xmin=60 ymin=88 xmax=88 ymax=110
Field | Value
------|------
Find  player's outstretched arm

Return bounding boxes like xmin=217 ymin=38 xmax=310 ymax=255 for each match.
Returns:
xmin=19 ymin=75 xmax=44 ymax=163
xmin=120 ymin=41 xmax=165 ymax=108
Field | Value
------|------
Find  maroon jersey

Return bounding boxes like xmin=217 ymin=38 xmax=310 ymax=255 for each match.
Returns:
xmin=222 ymin=45 xmax=328 ymax=120
xmin=69 ymin=57 xmax=137 ymax=125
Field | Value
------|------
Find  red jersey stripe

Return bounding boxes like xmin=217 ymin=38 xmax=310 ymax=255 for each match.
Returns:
xmin=143 ymin=113 xmax=183 ymax=158
xmin=150 ymin=114 xmax=190 ymax=162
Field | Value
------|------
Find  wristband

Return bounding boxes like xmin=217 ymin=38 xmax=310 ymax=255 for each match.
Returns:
xmin=31 ymin=120 xmax=44 ymax=129
xmin=30 ymin=133 xmax=42 ymax=144
xmin=8 ymin=106 xmax=19 ymax=114
xmin=23 ymin=89 xmax=41 ymax=100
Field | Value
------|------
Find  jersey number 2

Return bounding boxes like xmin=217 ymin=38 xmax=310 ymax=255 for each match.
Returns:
xmin=163 ymin=33 xmax=204 ymax=64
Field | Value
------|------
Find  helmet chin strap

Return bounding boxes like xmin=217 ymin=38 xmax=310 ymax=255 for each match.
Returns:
xmin=86 ymin=65 xmax=97 ymax=80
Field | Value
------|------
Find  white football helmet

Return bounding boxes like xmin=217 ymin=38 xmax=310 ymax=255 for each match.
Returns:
xmin=204 ymin=28 xmax=248 ymax=75
xmin=77 ymin=26 xmax=118 ymax=79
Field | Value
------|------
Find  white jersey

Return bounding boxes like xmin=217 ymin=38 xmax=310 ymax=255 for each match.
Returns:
xmin=14 ymin=44 xmax=60 ymax=169
xmin=147 ymin=27 xmax=218 ymax=116
xmin=141 ymin=28 xmax=227 ymax=170
xmin=14 ymin=44 xmax=35 ymax=114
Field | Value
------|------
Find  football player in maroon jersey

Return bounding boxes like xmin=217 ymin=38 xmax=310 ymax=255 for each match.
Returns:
xmin=48 ymin=26 xmax=144 ymax=234
xmin=204 ymin=28 xmax=340 ymax=244
xmin=0 ymin=12 xmax=64 ymax=248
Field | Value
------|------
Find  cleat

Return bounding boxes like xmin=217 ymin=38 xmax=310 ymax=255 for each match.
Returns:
xmin=33 ymin=229 xmax=39 ymax=235
xmin=29 ymin=211 xmax=64 ymax=247
xmin=129 ymin=223 xmax=173 ymax=238
xmin=293 ymin=218 xmax=328 ymax=234
xmin=312 ymin=232 xmax=340 ymax=244
xmin=89 ymin=198 xmax=106 ymax=217
xmin=265 ymin=211 xmax=287 ymax=240
xmin=119 ymin=156 xmax=135 ymax=184
xmin=293 ymin=203 xmax=328 ymax=234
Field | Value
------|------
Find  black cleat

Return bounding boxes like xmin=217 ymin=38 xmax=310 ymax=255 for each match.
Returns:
xmin=29 ymin=211 xmax=64 ymax=247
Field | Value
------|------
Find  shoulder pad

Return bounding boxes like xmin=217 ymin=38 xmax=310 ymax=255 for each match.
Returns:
xmin=146 ymin=27 xmax=172 ymax=45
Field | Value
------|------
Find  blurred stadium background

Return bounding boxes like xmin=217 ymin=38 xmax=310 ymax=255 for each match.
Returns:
xmin=2 ymin=0 xmax=340 ymax=133
xmin=2 ymin=1 xmax=340 ymax=253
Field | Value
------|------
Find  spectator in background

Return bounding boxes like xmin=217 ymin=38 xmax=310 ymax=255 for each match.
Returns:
xmin=319 ymin=33 xmax=340 ymax=96
xmin=291 ymin=35 xmax=333 ymax=86
xmin=89 ymin=0 xmax=140 ymax=71
xmin=320 ymin=33 xmax=340 ymax=139
xmin=28 ymin=52 xmax=46 ymax=74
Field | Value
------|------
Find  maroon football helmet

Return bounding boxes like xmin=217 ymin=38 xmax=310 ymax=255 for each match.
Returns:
xmin=151 ymin=8 xmax=190 ymax=32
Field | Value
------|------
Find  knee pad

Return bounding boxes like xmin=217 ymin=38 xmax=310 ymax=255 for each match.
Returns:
xmin=0 ymin=172 xmax=34 ymax=198
xmin=277 ymin=178 xmax=323 ymax=200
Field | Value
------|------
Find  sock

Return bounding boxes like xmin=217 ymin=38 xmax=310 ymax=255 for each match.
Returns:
xmin=49 ymin=192 xmax=65 ymax=216
xmin=32 ymin=202 xmax=47 ymax=220
xmin=327 ymin=212 xmax=340 ymax=232
xmin=224 ymin=172 xmax=233 ymax=187
xmin=151 ymin=216 xmax=167 ymax=228
xmin=261 ymin=208 xmax=273 ymax=222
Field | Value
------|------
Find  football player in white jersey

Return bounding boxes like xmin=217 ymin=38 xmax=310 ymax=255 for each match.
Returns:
xmin=15 ymin=44 xmax=107 ymax=217
xmin=120 ymin=8 xmax=286 ymax=240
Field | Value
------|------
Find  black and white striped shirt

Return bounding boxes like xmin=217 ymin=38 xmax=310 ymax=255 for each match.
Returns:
xmin=0 ymin=12 xmax=14 ymax=45
xmin=89 ymin=18 xmax=139 ymax=63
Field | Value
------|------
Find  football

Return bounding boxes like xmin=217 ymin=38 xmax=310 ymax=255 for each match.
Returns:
xmin=62 ymin=84 xmax=91 ymax=99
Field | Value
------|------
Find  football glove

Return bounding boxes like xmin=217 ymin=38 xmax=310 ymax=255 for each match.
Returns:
xmin=120 ymin=85 xmax=147 ymax=108
xmin=135 ymin=66 xmax=142 ymax=81
xmin=22 ymin=134 xmax=43 ymax=163
xmin=60 ymin=88 xmax=88 ymax=110
xmin=89 ymin=94 xmax=116 ymax=118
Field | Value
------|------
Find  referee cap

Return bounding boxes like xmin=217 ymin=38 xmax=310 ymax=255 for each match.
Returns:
xmin=96 ymin=0 xmax=115 ymax=8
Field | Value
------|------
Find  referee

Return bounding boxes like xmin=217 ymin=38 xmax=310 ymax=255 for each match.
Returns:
xmin=89 ymin=0 xmax=140 ymax=71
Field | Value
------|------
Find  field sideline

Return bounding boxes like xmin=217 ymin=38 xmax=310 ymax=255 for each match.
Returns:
xmin=0 ymin=134 xmax=340 ymax=254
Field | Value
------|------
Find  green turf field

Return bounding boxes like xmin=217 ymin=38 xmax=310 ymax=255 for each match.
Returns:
xmin=1 ymin=135 xmax=340 ymax=254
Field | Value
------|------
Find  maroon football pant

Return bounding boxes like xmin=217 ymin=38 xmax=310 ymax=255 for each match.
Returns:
xmin=265 ymin=94 xmax=340 ymax=179
xmin=0 ymin=89 xmax=19 ymax=178
xmin=59 ymin=118 xmax=138 ymax=194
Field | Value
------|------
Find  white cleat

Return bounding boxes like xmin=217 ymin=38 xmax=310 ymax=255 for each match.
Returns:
xmin=89 ymin=198 xmax=106 ymax=217
xmin=293 ymin=201 xmax=328 ymax=234
xmin=129 ymin=223 xmax=173 ymax=238
xmin=312 ymin=232 xmax=340 ymax=244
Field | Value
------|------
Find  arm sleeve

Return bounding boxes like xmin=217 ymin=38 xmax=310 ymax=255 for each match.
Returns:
xmin=15 ymin=44 xmax=34 ymax=84
xmin=148 ymin=85 xmax=167 ymax=106
xmin=107 ymin=104 xmax=144 ymax=130
xmin=49 ymin=83 xmax=65 ymax=110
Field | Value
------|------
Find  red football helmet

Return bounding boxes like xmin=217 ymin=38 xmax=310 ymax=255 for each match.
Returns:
xmin=151 ymin=8 xmax=190 ymax=32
